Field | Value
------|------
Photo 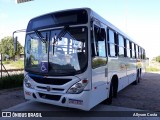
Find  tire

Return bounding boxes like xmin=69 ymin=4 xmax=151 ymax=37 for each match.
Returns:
xmin=113 ymin=80 xmax=118 ymax=98
xmin=103 ymin=82 xmax=113 ymax=105
xmin=133 ymin=72 xmax=139 ymax=85
xmin=138 ymin=73 xmax=141 ymax=83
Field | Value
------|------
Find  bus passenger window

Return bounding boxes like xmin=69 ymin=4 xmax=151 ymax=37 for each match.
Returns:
xmin=91 ymin=25 xmax=107 ymax=68
xmin=92 ymin=25 xmax=106 ymax=57
xmin=118 ymin=35 xmax=125 ymax=57
xmin=135 ymin=45 xmax=138 ymax=59
xmin=139 ymin=47 xmax=141 ymax=59
xmin=130 ymin=41 xmax=132 ymax=58
xmin=108 ymin=29 xmax=116 ymax=57
xmin=131 ymin=43 xmax=136 ymax=58
xmin=143 ymin=49 xmax=146 ymax=59
xmin=126 ymin=39 xmax=131 ymax=58
xmin=140 ymin=48 xmax=143 ymax=59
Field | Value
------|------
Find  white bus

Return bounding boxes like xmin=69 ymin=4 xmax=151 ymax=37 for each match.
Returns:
xmin=20 ymin=8 xmax=146 ymax=110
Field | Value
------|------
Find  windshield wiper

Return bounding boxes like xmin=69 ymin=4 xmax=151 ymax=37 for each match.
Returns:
xmin=54 ymin=25 xmax=76 ymax=41
xmin=53 ymin=26 xmax=69 ymax=44
xmin=35 ymin=31 xmax=48 ymax=53
xmin=52 ymin=26 xmax=69 ymax=55
xmin=52 ymin=25 xmax=77 ymax=55
xmin=35 ymin=30 xmax=46 ymax=43
xmin=57 ymin=26 xmax=69 ymax=40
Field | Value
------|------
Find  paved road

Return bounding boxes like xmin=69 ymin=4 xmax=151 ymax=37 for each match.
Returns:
xmin=112 ymin=72 xmax=160 ymax=111
xmin=1 ymin=72 xmax=160 ymax=120
xmin=1 ymin=99 xmax=160 ymax=120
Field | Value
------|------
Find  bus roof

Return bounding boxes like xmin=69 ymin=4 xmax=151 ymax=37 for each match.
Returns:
xmin=27 ymin=7 xmax=143 ymax=49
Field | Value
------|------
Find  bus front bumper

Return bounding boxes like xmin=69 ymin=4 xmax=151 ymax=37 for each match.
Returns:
xmin=24 ymin=86 xmax=91 ymax=111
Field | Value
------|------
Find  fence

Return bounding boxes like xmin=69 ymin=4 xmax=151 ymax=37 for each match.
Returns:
xmin=0 ymin=53 xmax=24 ymax=90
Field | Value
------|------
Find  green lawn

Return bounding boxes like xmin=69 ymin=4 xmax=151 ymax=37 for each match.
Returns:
xmin=146 ymin=66 xmax=160 ymax=72
xmin=0 ymin=60 xmax=24 ymax=90
xmin=3 ymin=60 xmax=24 ymax=69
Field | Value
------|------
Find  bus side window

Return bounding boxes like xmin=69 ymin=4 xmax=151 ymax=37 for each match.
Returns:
xmin=139 ymin=47 xmax=141 ymax=59
xmin=132 ymin=43 xmax=135 ymax=59
xmin=141 ymin=48 xmax=143 ymax=59
xmin=143 ymin=49 xmax=146 ymax=59
xmin=92 ymin=25 xmax=106 ymax=57
xmin=126 ymin=39 xmax=131 ymax=58
xmin=135 ymin=45 xmax=138 ymax=59
xmin=108 ymin=29 xmax=116 ymax=57
xmin=91 ymin=25 xmax=107 ymax=68
xmin=130 ymin=41 xmax=132 ymax=58
xmin=118 ymin=34 xmax=125 ymax=57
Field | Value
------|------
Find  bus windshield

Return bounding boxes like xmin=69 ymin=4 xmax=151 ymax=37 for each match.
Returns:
xmin=25 ymin=26 xmax=88 ymax=75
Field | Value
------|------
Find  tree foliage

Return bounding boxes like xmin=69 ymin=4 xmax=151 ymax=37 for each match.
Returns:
xmin=156 ymin=56 xmax=160 ymax=63
xmin=0 ymin=36 xmax=24 ymax=60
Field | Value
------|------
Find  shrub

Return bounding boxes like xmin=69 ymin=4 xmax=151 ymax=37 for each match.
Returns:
xmin=0 ymin=74 xmax=24 ymax=90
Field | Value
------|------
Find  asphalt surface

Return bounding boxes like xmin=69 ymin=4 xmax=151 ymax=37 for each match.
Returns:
xmin=0 ymin=72 xmax=160 ymax=120
xmin=0 ymin=101 xmax=160 ymax=120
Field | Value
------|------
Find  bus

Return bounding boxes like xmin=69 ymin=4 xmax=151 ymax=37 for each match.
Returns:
xmin=16 ymin=8 xmax=146 ymax=110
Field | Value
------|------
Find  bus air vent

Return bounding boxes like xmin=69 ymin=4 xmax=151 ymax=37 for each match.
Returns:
xmin=38 ymin=93 xmax=61 ymax=101
xmin=29 ymin=75 xmax=71 ymax=85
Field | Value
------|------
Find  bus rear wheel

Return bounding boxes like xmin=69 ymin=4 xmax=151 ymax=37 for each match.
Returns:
xmin=133 ymin=72 xmax=139 ymax=85
xmin=138 ymin=70 xmax=141 ymax=83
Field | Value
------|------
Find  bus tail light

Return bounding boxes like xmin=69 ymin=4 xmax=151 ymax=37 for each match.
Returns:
xmin=67 ymin=79 xmax=88 ymax=94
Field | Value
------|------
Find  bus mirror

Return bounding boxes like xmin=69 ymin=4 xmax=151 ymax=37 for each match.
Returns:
xmin=12 ymin=29 xmax=26 ymax=52
xmin=14 ymin=36 xmax=18 ymax=52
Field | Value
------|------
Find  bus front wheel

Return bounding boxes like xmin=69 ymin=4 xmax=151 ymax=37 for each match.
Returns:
xmin=103 ymin=82 xmax=113 ymax=105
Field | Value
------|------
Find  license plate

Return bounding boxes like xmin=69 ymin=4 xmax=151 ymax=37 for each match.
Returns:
xmin=68 ymin=99 xmax=83 ymax=105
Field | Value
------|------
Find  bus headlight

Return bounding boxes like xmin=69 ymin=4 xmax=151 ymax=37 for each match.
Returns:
xmin=67 ymin=79 xmax=88 ymax=94
xmin=24 ymin=75 xmax=34 ymax=89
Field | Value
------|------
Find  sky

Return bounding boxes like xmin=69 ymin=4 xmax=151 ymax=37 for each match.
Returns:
xmin=0 ymin=0 xmax=160 ymax=59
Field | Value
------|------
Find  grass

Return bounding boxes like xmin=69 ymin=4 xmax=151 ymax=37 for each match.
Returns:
xmin=1 ymin=60 xmax=24 ymax=90
xmin=0 ymin=74 xmax=24 ymax=90
xmin=146 ymin=66 xmax=160 ymax=72
xmin=3 ymin=60 xmax=24 ymax=69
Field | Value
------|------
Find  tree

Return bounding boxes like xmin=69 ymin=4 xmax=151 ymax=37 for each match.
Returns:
xmin=156 ymin=56 xmax=160 ymax=63
xmin=0 ymin=36 xmax=23 ymax=60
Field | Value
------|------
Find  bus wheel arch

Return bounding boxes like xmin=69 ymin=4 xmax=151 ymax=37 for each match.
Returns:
xmin=103 ymin=74 xmax=118 ymax=105
xmin=133 ymin=69 xmax=139 ymax=85
xmin=139 ymin=68 xmax=142 ymax=82
xmin=111 ymin=75 xmax=118 ymax=98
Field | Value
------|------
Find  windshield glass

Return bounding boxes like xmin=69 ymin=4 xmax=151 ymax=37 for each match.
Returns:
xmin=25 ymin=26 xmax=88 ymax=75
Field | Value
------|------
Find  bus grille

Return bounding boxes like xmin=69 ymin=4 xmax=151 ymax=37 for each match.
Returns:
xmin=39 ymin=93 xmax=61 ymax=101
xmin=37 ymin=86 xmax=64 ymax=91
xmin=29 ymin=75 xmax=71 ymax=85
